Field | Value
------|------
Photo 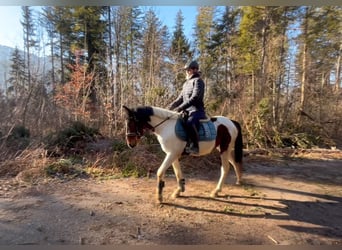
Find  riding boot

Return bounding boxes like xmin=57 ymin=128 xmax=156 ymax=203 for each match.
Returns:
xmin=185 ymin=124 xmax=199 ymax=154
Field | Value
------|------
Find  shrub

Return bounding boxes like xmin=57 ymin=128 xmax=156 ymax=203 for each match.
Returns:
xmin=45 ymin=121 xmax=100 ymax=154
xmin=5 ymin=125 xmax=30 ymax=150
xmin=10 ymin=125 xmax=30 ymax=139
xmin=44 ymin=158 xmax=87 ymax=178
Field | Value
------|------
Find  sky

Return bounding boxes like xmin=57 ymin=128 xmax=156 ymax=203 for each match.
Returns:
xmin=0 ymin=6 xmax=23 ymax=49
xmin=0 ymin=6 xmax=199 ymax=50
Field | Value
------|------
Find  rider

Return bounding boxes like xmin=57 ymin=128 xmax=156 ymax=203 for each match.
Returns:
xmin=169 ymin=60 xmax=207 ymax=154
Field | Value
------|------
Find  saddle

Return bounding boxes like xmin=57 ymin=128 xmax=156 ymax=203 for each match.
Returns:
xmin=175 ymin=118 xmax=216 ymax=142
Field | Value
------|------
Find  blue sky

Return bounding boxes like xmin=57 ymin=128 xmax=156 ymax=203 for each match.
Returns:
xmin=0 ymin=6 xmax=199 ymax=50
xmin=145 ymin=6 xmax=198 ymax=38
xmin=0 ymin=6 xmax=23 ymax=49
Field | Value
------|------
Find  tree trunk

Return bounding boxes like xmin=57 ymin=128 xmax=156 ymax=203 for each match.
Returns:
xmin=298 ymin=7 xmax=309 ymax=125
xmin=335 ymin=43 xmax=341 ymax=92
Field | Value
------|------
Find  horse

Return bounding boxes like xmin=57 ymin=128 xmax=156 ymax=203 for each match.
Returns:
xmin=123 ymin=105 xmax=243 ymax=203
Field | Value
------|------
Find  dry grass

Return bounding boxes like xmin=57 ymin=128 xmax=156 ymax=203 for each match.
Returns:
xmin=1 ymin=137 xmax=341 ymax=185
xmin=0 ymin=146 xmax=51 ymax=178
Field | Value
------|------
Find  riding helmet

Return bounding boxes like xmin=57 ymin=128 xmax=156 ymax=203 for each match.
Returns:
xmin=184 ymin=60 xmax=199 ymax=70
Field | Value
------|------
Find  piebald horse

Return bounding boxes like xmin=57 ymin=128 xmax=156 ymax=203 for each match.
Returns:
xmin=123 ymin=105 xmax=243 ymax=203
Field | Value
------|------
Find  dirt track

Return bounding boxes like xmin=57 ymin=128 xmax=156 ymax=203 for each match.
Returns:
xmin=0 ymin=150 xmax=342 ymax=245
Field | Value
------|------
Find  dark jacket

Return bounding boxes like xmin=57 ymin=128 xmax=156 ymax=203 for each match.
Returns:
xmin=169 ymin=73 xmax=205 ymax=115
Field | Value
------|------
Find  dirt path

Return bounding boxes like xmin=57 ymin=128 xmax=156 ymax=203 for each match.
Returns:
xmin=0 ymin=152 xmax=342 ymax=245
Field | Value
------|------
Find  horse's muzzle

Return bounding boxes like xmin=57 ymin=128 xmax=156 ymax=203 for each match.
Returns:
xmin=126 ymin=135 xmax=138 ymax=148
xmin=127 ymin=142 xmax=137 ymax=148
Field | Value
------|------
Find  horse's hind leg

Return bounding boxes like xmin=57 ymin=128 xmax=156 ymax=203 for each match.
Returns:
xmin=230 ymin=150 xmax=243 ymax=185
xmin=171 ymin=159 xmax=185 ymax=199
xmin=210 ymin=152 xmax=230 ymax=198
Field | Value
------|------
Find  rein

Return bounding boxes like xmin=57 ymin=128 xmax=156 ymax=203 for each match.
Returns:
xmin=151 ymin=116 xmax=170 ymax=131
xmin=150 ymin=112 xmax=179 ymax=131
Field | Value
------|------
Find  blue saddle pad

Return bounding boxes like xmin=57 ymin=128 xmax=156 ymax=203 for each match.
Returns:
xmin=175 ymin=119 xmax=216 ymax=142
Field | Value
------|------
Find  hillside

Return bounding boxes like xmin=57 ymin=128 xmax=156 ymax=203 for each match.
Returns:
xmin=0 ymin=45 xmax=15 ymax=90
xmin=0 ymin=44 xmax=50 ymax=92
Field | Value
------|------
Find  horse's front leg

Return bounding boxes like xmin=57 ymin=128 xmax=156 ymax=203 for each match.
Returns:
xmin=211 ymin=152 xmax=230 ymax=197
xmin=156 ymin=153 xmax=177 ymax=204
xmin=171 ymin=159 xmax=185 ymax=199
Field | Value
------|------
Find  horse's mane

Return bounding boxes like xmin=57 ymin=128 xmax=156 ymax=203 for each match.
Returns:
xmin=133 ymin=106 xmax=178 ymax=120
xmin=150 ymin=106 xmax=179 ymax=119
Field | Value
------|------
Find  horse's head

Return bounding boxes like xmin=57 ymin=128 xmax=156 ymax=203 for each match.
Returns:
xmin=122 ymin=105 xmax=154 ymax=148
xmin=123 ymin=105 xmax=142 ymax=148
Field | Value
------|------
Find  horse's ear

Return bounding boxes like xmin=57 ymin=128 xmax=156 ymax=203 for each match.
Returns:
xmin=122 ymin=105 xmax=131 ymax=114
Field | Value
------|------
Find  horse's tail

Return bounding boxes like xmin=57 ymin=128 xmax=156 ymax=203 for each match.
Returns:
xmin=232 ymin=120 xmax=243 ymax=163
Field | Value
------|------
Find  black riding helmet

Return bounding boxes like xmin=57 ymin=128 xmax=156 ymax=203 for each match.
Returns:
xmin=184 ymin=60 xmax=199 ymax=70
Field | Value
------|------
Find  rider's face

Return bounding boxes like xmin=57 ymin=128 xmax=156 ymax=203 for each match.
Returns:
xmin=186 ymin=69 xmax=194 ymax=79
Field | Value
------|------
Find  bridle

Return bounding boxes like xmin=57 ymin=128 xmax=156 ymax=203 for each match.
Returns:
xmin=125 ymin=115 xmax=143 ymax=139
xmin=125 ymin=112 xmax=178 ymax=139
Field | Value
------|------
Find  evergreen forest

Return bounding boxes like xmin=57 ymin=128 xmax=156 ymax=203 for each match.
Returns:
xmin=1 ymin=6 xmax=342 ymax=152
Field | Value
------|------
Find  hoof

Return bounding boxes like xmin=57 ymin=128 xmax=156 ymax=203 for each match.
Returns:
xmin=236 ymin=180 xmax=242 ymax=185
xmin=156 ymin=194 xmax=163 ymax=204
xmin=171 ymin=191 xmax=181 ymax=199
xmin=210 ymin=191 xmax=218 ymax=198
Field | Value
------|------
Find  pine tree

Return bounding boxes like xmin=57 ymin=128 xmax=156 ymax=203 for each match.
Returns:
xmin=7 ymin=47 xmax=27 ymax=99
xmin=208 ymin=6 xmax=241 ymax=113
xmin=170 ymin=10 xmax=191 ymax=63
xmin=195 ymin=6 xmax=215 ymax=77
xmin=140 ymin=8 xmax=170 ymax=106
xmin=41 ymin=6 xmax=59 ymax=88
xmin=170 ymin=9 xmax=191 ymax=94
xmin=51 ymin=7 xmax=75 ymax=84
xmin=21 ymin=6 xmax=37 ymax=88
xmin=296 ymin=7 xmax=342 ymax=128
xmin=72 ymin=6 xmax=107 ymax=103
xmin=107 ymin=6 xmax=143 ymax=133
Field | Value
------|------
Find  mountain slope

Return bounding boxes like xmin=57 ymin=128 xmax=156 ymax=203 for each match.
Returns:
xmin=0 ymin=45 xmax=16 ymax=91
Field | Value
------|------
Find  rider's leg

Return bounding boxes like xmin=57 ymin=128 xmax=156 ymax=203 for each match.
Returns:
xmin=185 ymin=115 xmax=200 ymax=154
